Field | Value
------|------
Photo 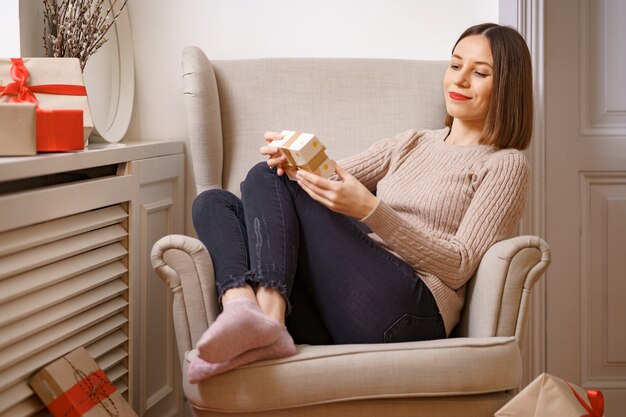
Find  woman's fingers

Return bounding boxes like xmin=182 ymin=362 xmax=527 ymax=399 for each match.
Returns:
xmin=262 ymin=132 xmax=286 ymax=170
xmin=333 ymin=162 xmax=348 ymax=179
xmin=261 ymin=130 xmax=282 ymax=158
xmin=297 ymin=172 xmax=339 ymax=206
xmin=260 ymin=141 xmax=286 ymax=169
xmin=267 ymin=156 xmax=286 ymax=168
xmin=298 ymin=177 xmax=335 ymax=207
xmin=264 ymin=131 xmax=282 ymax=142
xmin=296 ymin=169 xmax=337 ymax=191
xmin=260 ymin=145 xmax=280 ymax=155
xmin=283 ymin=167 xmax=298 ymax=180
xmin=296 ymin=164 xmax=376 ymax=218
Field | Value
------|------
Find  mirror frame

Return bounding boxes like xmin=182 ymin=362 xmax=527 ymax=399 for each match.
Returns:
xmin=91 ymin=5 xmax=134 ymax=143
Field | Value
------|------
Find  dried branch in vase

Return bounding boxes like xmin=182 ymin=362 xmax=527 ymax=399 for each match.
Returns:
xmin=43 ymin=0 xmax=128 ymax=71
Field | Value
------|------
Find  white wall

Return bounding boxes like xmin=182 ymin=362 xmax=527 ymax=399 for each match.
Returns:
xmin=125 ymin=0 xmax=498 ymax=141
xmin=4 ymin=1 xmax=499 ymax=141
xmin=0 ymin=0 xmax=20 ymax=56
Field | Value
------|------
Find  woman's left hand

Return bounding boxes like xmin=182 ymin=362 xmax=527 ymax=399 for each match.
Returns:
xmin=296 ymin=162 xmax=379 ymax=219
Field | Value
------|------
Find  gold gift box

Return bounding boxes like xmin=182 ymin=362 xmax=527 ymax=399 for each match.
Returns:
xmin=271 ymin=130 xmax=335 ymax=179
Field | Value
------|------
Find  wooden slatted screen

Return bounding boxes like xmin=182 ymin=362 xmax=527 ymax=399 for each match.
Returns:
xmin=0 ymin=205 xmax=130 ymax=417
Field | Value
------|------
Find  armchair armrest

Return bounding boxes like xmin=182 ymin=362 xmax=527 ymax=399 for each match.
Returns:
xmin=151 ymin=234 xmax=219 ymax=366
xmin=455 ymin=235 xmax=551 ymax=345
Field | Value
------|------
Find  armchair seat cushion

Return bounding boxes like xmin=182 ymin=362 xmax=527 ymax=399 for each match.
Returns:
xmin=183 ymin=336 xmax=521 ymax=413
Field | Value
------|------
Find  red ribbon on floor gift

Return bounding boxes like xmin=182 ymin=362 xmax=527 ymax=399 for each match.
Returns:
xmin=567 ymin=382 xmax=604 ymax=417
xmin=0 ymin=58 xmax=87 ymax=105
xmin=47 ymin=362 xmax=119 ymax=417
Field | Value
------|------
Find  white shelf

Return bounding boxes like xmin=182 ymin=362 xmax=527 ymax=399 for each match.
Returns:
xmin=0 ymin=140 xmax=184 ymax=182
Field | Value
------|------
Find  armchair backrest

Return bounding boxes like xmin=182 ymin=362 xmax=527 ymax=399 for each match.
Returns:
xmin=180 ymin=46 xmax=550 ymax=346
xmin=181 ymin=46 xmax=448 ymax=195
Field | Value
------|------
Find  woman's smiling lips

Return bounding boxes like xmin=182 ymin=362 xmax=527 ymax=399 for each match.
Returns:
xmin=449 ymin=92 xmax=471 ymax=100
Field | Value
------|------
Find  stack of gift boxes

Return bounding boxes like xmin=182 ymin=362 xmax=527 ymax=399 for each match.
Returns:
xmin=271 ymin=130 xmax=335 ymax=179
xmin=0 ymin=57 xmax=93 ymax=155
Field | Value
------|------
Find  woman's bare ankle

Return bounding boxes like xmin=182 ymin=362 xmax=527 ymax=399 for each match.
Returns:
xmin=256 ymin=287 xmax=287 ymax=325
xmin=222 ymin=285 xmax=257 ymax=305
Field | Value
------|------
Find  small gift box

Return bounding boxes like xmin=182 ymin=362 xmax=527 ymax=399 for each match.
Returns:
xmin=0 ymin=57 xmax=92 ymax=151
xmin=29 ymin=347 xmax=138 ymax=417
xmin=37 ymin=109 xmax=84 ymax=152
xmin=0 ymin=103 xmax=36 ymax=156
xmin=495 ymin=373 xmax=605 ymax=417
xmin=271 ymin=130 xmax=335 ymax=179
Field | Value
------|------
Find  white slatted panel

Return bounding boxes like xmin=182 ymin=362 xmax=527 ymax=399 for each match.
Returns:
xmin=0 ymin=205 xmax=130 ymax=417
xmin=0 ymin=206 xmax=127 ymax=257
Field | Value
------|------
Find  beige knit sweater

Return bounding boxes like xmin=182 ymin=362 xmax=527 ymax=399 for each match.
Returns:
xmin=338 ymin=127 xmax=529 ymax=335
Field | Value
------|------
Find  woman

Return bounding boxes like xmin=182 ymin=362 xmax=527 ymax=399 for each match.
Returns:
xmin=188 ymin=22 xmax=533 ymax=382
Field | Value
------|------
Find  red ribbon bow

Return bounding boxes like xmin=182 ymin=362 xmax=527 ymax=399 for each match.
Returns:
xmin=0 ymin=58 xmax=87 ymax=106
xmin=568 ymin=383 xmax=604 ymax=417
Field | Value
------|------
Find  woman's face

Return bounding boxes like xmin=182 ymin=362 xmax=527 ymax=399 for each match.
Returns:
xmin=443 ymin=35 xmax=494 ymax=126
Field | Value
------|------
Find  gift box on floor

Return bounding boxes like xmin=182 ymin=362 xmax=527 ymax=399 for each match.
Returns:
xmin=0 ymin=103 xmax=36 ymax=155
xmin=495 ymin=372 xmax=605 ymax=416
xmin=29 ymin=347 xmax=138 ymax=417
xmin=271 ymin=130 xmax=335 ymax=179
xmin=0 ymin=57 xmax=92 ymax=151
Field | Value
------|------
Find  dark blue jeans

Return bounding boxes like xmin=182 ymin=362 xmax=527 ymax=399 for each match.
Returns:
xmin=192 ymin=162 xmax=445 ymax=345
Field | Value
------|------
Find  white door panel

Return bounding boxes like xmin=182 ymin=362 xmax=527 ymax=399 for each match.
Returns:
xmin=546 ymin=0 xmax=626 ymax=415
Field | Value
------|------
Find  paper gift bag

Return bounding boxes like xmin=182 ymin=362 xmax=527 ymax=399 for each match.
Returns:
xmin=0 ymin=103 xmax=36 ymax=155
xmin=29 ymin=347 xmax=138 ymax=417
xmin=495 ymin=373 xmax=605 ymax=417
xmin=0 ymin=57 xmax=93 ymax=146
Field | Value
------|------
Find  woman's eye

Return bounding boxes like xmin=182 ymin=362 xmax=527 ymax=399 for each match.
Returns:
xmin=450 ymin=64 xmax=460 ymax=70
xmin=474 ymin=71 xmax=489 ymax=77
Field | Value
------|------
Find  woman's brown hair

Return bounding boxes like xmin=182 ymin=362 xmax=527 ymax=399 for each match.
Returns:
xmin=444 ymin=23 xmax=533 ymax=150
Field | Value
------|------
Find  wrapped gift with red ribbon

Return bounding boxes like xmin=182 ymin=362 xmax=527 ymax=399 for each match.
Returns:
xmin=0 ymin=57 xmax=92 ymax=152
xmin=495 ymin=373 xmax=604 ymax=417
xmin=29 ymin=347 xmax=138 ymax=417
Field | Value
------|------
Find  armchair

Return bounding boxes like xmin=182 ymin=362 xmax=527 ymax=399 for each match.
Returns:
xmin=150 ymin=46 xmax=551 ymax=417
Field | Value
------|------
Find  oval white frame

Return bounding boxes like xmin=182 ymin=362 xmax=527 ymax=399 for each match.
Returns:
xmin=91 ymin=5 xmax=135 ymax=143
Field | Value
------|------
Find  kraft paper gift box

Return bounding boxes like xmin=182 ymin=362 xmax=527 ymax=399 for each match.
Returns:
xmin=0 ymin=57 xmax=92 ymax=149
xmin=29 ymin=347 xmax=138 ymax=417
xmin=271 ymin=130 xmax=336 ymax=179
xmin=495 ymin=373 xmax=605 ymax=417
xmin=0 ymin=103 xmax=36 ymax=155
xmin=299 ymin=149 xmax=335 ymax=178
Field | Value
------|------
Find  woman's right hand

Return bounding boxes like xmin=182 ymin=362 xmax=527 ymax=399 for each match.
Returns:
xmin=260 ymin=131 xmax=296 ymax=178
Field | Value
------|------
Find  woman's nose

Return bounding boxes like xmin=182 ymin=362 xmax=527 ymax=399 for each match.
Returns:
xmin=453 ymin=69 xmax=470 ymax=87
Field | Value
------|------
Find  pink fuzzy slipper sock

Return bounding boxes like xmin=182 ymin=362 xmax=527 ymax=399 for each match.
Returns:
xmin=188 ymin=328 xmax=297 ymax=384
xmin=196 ymin=296 xmax=283 ymax=363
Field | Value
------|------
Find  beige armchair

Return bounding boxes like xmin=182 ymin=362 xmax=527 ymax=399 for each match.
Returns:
xmin=150 ymin=46 xmax=551 ymax=417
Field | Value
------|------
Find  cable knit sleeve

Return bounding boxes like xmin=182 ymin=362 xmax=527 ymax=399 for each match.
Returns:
xmin=334 ymin=130 xmax=419 ymax=192
xmin=361 ymin=151 xmax=529 ymax=289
